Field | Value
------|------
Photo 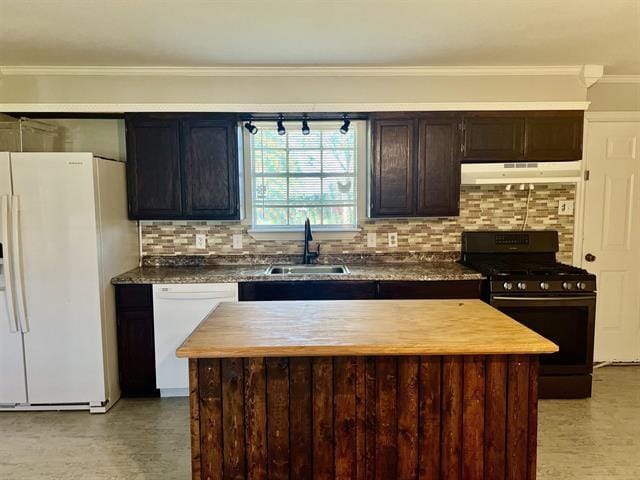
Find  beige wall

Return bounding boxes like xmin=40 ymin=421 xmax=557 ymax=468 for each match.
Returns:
xmin=587 ymin=83 xmax=640 ymax=111
xmin=0 ymin=74 xmax=587 ymax=108
xmin=48 ymin=119 xmax=126 ymax=161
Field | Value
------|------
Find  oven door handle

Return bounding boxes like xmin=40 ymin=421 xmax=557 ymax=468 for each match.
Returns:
xmin=492 ymin=295 xmax=595 ymax=302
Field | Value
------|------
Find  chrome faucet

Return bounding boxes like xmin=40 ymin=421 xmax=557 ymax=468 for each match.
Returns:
xmin=303 ymin=218 xmax=320 ymax=264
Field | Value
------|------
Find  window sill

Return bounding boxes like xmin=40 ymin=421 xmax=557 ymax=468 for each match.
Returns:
xmin=247 ymin=228 xmax=361 ymax=241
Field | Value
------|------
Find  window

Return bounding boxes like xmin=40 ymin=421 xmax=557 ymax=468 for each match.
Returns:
xmin=247 ymin=121 xmax=359 ymax=231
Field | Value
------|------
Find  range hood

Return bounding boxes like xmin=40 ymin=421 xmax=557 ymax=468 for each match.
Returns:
xmin=461 ymin=161 xmax=582 ymax=185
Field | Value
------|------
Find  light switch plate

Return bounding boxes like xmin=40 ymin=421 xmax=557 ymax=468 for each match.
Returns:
xmin=232 ymin=234 xmax=243 ymax=249
xmin=195 ymin=233 xmax=207 ymax=249
xmin=558 ymin=200 xmax=574 ymax=216
xmin=388 ymin=232 xmax=398 ymax=248
xmin=367 ymin=232 xmax=377 ymax=248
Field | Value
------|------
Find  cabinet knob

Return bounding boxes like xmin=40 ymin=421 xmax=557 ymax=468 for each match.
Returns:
xmin=585 ymin=253 xmax=596 ymax=262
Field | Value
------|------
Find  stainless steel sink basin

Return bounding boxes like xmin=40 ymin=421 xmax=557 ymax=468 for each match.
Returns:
xmin=265 ymin=264 xmax=350 ymax=275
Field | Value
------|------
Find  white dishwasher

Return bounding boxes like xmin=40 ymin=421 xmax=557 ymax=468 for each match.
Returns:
xmin=152 ymin=283 xmax=238 ymax=397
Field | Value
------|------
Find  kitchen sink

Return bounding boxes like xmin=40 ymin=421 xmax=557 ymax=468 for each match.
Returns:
xmin=264 ymin=264 xmax=350 ymax=275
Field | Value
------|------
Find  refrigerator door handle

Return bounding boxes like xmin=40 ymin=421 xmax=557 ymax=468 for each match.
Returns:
xmin=11 ymin=195 xmax=29 ymax=333
xmin=1 ymin=195 xmax=19 ymax=333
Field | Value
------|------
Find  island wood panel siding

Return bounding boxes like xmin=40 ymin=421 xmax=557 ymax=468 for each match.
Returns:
xmin=189 ymin=355 xmax=539 ymax=480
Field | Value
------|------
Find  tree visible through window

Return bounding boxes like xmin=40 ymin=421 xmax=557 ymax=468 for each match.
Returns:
xmin=250 ymin=122 xmax=357 ymax=229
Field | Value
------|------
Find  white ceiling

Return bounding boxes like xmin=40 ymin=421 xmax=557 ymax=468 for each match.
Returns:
xmin=1 ymin=0 xmax=639 ymax=74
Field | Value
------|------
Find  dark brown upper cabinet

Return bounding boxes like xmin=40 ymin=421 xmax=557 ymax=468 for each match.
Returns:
xmin=416 ymin=118 xmax=461 ymax=216
xmin=461 ymin=111 xmax=583 ymax=163
xmin=180 ymin=119 xmax=239 ymax=218
xmin=125 ymin=114 xmax=239 ymax=220
xmin=524 ymin=113 xmax=583 ymax=161
xmin=462 ymin=114 xmax=524 ymax=161
xmin=371 ymin=119 xmax=416 ymax=216
xmin=371 ymin=113 xmax=461 ymax=218
xmin=126 ymin=116 xmax=183 ymax=218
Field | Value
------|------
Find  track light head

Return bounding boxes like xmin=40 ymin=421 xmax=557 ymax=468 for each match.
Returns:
xmin=301 ymin=116 xmax=310 ymax=136
xmin=340 ymin=115 xmax=351 ymax=134
xmin=244 ymin=121 xmax=258 ymax=135
xmin=277 ymin=115 xmax=286 ymax=136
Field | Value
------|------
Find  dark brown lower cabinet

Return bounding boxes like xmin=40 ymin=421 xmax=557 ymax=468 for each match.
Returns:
xmin=189 ymin=354 xmax=539 ymax=480
xmin=239 ymin=281 xmax=378 ymax=301
xmin=378 ymin=280 xmax=482 ymax=299
xmin=115 ymin=284 xmax=158 ymax=397
xmin=239 ymin=280 xmax=482 ymax=301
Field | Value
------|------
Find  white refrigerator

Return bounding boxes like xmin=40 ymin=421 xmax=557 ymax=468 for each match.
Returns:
xmin=0 ymin=152 xmax=138 ymax=413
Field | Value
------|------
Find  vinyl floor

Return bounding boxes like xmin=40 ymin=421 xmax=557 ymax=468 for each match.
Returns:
xmin=0 ymin=366 xmax=638 ymax=479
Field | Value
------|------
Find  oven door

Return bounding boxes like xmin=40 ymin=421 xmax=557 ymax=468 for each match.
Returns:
xmin=490 ymin=294 xmax=596 ymax=375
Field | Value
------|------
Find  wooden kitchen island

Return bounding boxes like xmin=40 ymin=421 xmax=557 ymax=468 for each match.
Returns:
xmin=176 ymin=299 xmax=557 ymax=480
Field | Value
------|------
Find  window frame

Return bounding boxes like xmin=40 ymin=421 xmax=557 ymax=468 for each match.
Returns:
xmin=242 ymin=120 xmax=367 ymax=240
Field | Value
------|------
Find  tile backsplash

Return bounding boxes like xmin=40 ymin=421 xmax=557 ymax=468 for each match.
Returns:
xmin=141 ymin=184 xmax=576 ymax=263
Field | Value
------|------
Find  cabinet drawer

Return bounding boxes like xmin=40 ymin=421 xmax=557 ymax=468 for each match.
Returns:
xmin=115 ymin=284 xmax=153 ymax=310
xmin=378 ymin=280 xmax=482 ymax=299
xmin=239 ymin=281 xmax=378 ymax=301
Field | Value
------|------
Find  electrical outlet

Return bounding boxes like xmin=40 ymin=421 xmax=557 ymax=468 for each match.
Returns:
xmin=367 ymin=232 xmax=377 ymax=248
xmin=558 ymin=200 xmax=574 ymax=216
xmin=195 ymin=234 xmax=207 ymax=249
xmin=232 ymin=234 xmax=243 ymax=249
xmin=388 ymin=232 xmax=398 ymax=248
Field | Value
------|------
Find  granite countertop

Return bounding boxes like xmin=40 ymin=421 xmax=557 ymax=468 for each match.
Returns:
xmin=111 ymin=261 xmax=483 ymax=284
xmin=176 ymin=299 xmax=557 ymax=358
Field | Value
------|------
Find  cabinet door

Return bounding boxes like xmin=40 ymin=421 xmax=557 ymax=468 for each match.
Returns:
xmin=115 ymin=284 xmax=158 ymax=397
xmin=417 ymin=118 xmax=461 ymax=216
xmin=116 ymin=309 xmax=158 ymax=396
xmin=181 ymin=119 xmax=240 ymax=219
xmin=126 ymin=116 xmax=182 ymax=219
xmin=524 ymin=113 xmax=583 ymax=161
xmin=462 ymin=115 xmax=524 ymax=162
xmin=371 ymin=119 xmax=416 ymax=216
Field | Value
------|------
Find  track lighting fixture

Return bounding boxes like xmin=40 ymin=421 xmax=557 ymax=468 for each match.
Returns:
xmin=244 ymin=120 xmax=258 ymax=135
xmin=340 ymin=114 xmax=351 ymax=134
xmin=301 ymin=116 xmax=310 ymax=135
xmin=277 ymin=115 xmax=286 ymax=136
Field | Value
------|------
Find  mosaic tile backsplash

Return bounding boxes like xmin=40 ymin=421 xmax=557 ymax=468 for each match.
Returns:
xmin=141 ymin=184 xmax=576 ymax=263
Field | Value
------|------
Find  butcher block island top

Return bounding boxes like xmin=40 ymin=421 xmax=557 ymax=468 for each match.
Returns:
xmin=176 ymin=299 xmax=557 ymax=358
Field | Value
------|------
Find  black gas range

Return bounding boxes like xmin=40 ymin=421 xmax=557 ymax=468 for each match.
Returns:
xmin=461 ymin=230 xmax=596 ymax=398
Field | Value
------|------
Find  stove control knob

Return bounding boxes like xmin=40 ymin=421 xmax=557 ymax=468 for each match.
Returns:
xmin=503 ymin=282 xmax=513 ymax=291
xmin=562 ymin=282 xmax=573 ymax=290
xmin=517 ymin=282 xmax=527 ymax=290
xmin=576 ymin=281 xmax=587 ymax=290
xmin=539 ymin=282 xmax=550 ymax=290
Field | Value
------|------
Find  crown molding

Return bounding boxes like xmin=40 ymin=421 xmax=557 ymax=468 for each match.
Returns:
xmin=599 ymin=74 xmax=640 ymax=84
xmin=580 ymin=64 xmax=604 ymax=87
xmin=0 ymin=101 xmax=591 ymax=114
xmin=0 ymin=65 xmax=587 ymax=78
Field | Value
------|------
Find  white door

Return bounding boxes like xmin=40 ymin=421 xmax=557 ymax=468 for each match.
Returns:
xmin=583 ymin=120 xmax=640 ymax=362
xmin=153 ymin=283 xmax=238 ymax=395
xmin=0 ymin=153 xmax=28 ymax=404
xmin=10 ymin=153 xmax=106 ymax=404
